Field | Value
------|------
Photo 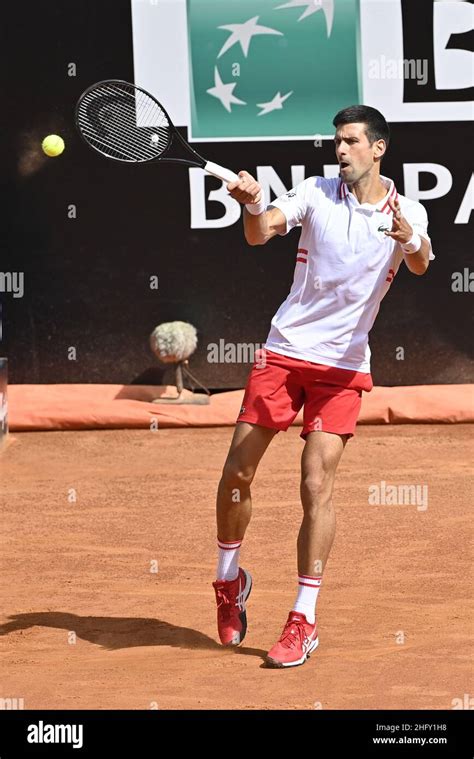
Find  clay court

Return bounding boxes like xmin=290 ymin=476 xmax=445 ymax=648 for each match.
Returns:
xmin=1 ymin=423 xmax=472 ymax=710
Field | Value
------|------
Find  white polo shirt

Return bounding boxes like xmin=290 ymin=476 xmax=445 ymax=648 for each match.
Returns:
xmin=264 ymin=175 xmax=434 ymax=373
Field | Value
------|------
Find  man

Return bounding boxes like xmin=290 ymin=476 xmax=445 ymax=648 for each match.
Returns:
xmin=212 ymin=105 xmax=434 ymax=668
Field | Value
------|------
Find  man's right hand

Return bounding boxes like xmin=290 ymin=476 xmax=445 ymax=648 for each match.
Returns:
xmin=227 ymin=170 xmax=263 ymax=206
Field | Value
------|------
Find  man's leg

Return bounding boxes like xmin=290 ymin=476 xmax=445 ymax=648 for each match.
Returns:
xmin=297 ymin=430 xmax=348 ymax=576
xmin=216 ymin=421 xmax=278 ymax=542
xmin=212 ymin=421 xmax=278 ymax=646
xmin=265 ymin=430 xmax=348 ymax=666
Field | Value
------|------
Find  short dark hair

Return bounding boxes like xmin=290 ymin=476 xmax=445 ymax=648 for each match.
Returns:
xmin=332 ymin=105 xmax=390 ymax=149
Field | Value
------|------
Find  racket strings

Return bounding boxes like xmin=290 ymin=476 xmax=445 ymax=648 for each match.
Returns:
xmin=88 ymin=97 xmax=165 ymax=155
xmin=81 ymin=94 xmax=167 ymax=160
xmin=84 ymin=85 xmax=169 ymax=153
xmin=77 ymin=82 xmax=172 ymax=162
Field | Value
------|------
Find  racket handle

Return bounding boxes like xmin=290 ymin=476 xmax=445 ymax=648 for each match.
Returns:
xmin=204 ymin=161 xmax=240 ymax=184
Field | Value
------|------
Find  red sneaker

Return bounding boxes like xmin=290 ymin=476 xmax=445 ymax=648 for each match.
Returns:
xmin=266 ymin=611 xmax=319 ymax=668
xmin=212 ymin=567 xmax=252 ymax=646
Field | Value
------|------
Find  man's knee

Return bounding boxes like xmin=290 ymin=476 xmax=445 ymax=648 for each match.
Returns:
xmin=220 ymin=457 xmax=256 ymax=491
xmin=300 ymin=473 xmax=334 ymax=513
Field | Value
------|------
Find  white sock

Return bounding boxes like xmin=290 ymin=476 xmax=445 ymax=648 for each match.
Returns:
xmin=292 ymin=574 xmax=322 ymax=624
xmin=216 ymin=538 xmax=242 ymax=581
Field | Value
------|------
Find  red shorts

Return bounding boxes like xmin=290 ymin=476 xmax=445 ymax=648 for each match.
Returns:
xmin=237 ymin=348 xmax=373 ymax=440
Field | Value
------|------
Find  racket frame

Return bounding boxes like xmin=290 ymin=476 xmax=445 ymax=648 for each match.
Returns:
xmin=75 ymin=79 xmax=239 ymax=182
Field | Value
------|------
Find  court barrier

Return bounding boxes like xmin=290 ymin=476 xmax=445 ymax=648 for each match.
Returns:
xmin=0 ymin=358 xmax=8 ymax=446
xmin=7 ymin=383 xmax=473 ymax=431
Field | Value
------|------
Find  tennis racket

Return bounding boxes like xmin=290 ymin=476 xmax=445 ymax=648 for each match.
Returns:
xmin=75 ymin=79 xmax=239 ymax=183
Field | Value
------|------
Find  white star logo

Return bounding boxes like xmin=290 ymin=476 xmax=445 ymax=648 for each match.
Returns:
xmin=257 ymin=90 xmax=293 ymax=116
xmin=206 ymin=67 xmax=247 ymax=113
xmin=275 ymin=0 xmax=334 ymax=37
xmin=217 ymin=15 xmax=283 ymax=58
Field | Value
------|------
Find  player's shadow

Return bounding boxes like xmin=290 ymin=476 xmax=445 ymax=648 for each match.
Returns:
xmin=0 ymin=612 xmax=266 ymax=659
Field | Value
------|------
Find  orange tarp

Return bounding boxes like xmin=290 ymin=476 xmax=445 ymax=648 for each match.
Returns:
xmin=7 ymin=384 xmax=473 ymax=431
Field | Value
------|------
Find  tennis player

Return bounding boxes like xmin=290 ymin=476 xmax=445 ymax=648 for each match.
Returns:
xmin=212 ymin=105 xmax=434 ymax=668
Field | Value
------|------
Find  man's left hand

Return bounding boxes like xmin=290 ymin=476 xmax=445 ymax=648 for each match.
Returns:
xmin=384 ymin=197 xmax=413 ymax=244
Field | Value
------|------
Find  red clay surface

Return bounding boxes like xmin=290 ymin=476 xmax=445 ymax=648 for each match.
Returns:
xmin=1 ymin=425 xmax=472 ymax=710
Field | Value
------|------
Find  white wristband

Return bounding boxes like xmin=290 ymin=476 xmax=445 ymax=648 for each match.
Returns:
xmin=402 ymin=231 xmax=422 ymax=254
xmin=245 ymin=193 xmax=266 ymax=216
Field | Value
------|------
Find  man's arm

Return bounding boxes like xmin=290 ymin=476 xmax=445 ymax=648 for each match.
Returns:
xmin=243 ymin=206 xmax=287 ymax=245
xmin=227 ymin=170 xmax=287 ymax=245
xmin=402 ymin=236 xmax=431 ymax=275
xmin=386 ymin=197 xmax=431 ymax=275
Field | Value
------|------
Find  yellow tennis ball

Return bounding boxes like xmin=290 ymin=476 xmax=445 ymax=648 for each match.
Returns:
xmin=42 ymin=135 xmax=65 ymax=157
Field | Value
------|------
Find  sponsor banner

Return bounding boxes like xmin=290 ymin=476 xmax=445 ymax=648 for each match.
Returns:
xmin=131 ymin=0 xmax=474 ymax=142
xmin=186 ymin=0 xmax=360 ymax=139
